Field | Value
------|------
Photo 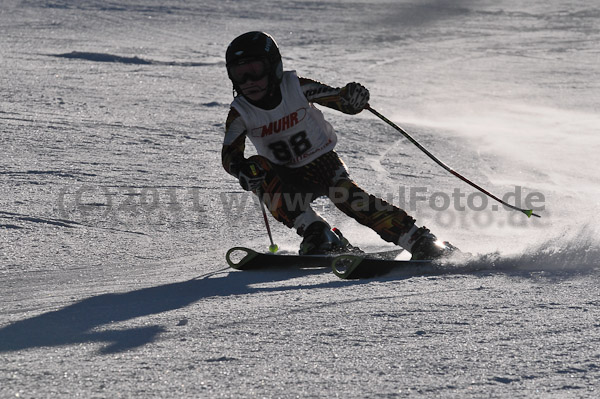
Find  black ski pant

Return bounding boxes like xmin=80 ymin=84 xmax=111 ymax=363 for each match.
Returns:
xmin=251 ymin=151 xmax=416 ymax=242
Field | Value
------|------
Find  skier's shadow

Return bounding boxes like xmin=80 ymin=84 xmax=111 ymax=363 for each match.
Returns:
xmin=0 ymin=267 xmax=349 ymax=354
xmin=3 ymin=256 xmax=584 ymax=355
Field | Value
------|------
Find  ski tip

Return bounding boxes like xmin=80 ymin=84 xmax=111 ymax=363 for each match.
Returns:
xmin=226 ymin=247 xmax=259 ymax=270
xmin=331 ymin=255 xmax=364 ymax=279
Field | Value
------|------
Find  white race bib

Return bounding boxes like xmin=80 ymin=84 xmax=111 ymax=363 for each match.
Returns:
xmin=232 ymin=71 xmax=337 ymax=167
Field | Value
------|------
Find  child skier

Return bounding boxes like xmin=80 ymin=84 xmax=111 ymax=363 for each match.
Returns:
xmin=222 ymin=31 xmax=456 ymax=259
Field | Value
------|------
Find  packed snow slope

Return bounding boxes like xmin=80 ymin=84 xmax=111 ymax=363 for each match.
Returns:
xmin=1 ymin=0 xmax=599 ymax=397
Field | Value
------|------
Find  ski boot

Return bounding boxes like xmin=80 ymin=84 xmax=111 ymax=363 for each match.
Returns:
xmin=409 ymin=227 xmax=458 ymax=260
xmin=299 ymin=222 xmax=360 ymax=255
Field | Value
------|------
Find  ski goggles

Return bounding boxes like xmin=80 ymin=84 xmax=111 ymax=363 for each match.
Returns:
xmin=228 ymin=59 xmax=268 ymax=84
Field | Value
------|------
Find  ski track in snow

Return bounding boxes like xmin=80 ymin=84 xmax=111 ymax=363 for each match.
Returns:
xmin=1 ymin=0 xmax=599 ymax=397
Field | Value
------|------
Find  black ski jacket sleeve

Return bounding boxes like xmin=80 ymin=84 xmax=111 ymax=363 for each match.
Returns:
xmin=299 ymin=76 xmax=361 ymax=115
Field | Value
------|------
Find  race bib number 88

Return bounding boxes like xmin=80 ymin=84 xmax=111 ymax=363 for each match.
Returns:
xmin=268 ymin=131 xmax=312 ymax=163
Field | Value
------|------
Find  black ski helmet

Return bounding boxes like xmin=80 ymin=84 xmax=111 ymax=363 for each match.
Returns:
xmin=226 ymin=32 xmax=283 ymax=95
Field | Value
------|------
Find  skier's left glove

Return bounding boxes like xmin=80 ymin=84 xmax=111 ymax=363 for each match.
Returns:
xmin=339 ymin=82 xmax=370 ymax=114
xmin=237 ymin=161 xmax=266 ymax=192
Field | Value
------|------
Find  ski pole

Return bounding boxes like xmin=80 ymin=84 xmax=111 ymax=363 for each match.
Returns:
xmin=367 ymin=106 xmax=541 ymax=218
xmin=259 ymin=196 xmax=279 ymax=253
xmin=250 ymin=163 xmax=279 ymax=253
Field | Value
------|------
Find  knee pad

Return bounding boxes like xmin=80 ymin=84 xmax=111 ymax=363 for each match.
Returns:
xmin=293 ymin=207 xmax=329 ymax=236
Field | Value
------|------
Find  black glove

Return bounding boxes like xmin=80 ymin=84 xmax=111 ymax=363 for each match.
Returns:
xmin=340 ymin=82 xmax=370 ymax=114
xmin=237 ymin=161 xmax=266 ymax=191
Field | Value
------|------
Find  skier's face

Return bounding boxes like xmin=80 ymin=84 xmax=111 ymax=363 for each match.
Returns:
xmin=230 ymin=59 xmax=269 ymax=101
xmin=239 ymin=75 xmax=269 ymax=101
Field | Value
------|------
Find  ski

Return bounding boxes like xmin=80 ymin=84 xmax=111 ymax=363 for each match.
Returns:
xmin=226 ymin=247 xmax=404 ymax=271
xmin=331 ymin=254 xmax=434 ymax=279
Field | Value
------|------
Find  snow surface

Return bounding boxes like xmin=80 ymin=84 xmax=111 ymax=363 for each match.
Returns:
xmin=1 ymin=0 xmax=599 ymax=397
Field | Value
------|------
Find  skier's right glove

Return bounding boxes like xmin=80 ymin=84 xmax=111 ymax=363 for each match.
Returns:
xmin=237 ymin=161 xmax=266 ymax=192
xmin=339 ymin=82 xmax=370 ymax=114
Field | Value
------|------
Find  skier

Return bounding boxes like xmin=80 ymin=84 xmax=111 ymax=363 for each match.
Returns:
xmin=222 ymin=31 xmax=456 ymax=259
